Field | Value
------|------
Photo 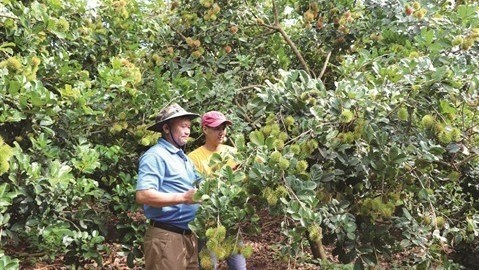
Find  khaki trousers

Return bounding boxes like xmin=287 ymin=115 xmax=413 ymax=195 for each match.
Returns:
xmin=144 ymin=226 xmax=199 ymax=270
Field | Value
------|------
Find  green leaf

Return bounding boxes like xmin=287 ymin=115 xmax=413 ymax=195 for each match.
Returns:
xmin=309 ymin=164 xmax=322 ymax=182
xmin=8 ymin=80 xmax=21 ymax=94
xmin=429 ymin=146 xmax=445 ymax=155
xmin=302 ymin=181 xmax=317 ymax=191
xmin=47 ymin=160 xmax=74 ymax=188
xmin=402 ymin=208 xmax=412 ymax=220
xmin=446 ymin=143 xmax=461 ymax=153
xmin=354 ymin=258 xmax=365 ymax=270
xmin=248 ymin=130 xmax=264 ymax=146
xmin=320 ymin=171 xmax=335 ymax=183
xmin=439 ymin=100 xmax=456 ymax=114
xmin=234 ymin=134 xmax=245 ymax=150
xmin=457 ymin=5 xmax=476 ymax=24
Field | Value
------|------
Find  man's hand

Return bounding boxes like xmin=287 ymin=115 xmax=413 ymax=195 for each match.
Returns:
xmin=183 ymin=189 xmax=197 ymax=204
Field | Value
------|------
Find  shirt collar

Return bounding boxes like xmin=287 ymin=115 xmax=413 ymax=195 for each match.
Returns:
xmin=158 ymin=138 xmax=185 ymax=156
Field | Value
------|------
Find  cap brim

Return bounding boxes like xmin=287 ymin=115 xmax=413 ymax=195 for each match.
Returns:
xmin=147 ymin=113 xmax=199 ymax=132
xmin=205 ymin=119 xmax=233 ymax=128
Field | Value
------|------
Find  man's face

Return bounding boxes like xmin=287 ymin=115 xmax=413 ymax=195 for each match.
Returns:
xmin=164 ymin=117 xmax=192 ymax=146
xmin=204 ymin=123 xmax=227 ymax=145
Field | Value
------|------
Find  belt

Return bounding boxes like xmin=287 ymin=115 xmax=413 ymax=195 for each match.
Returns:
xmin=150 ymin=220 xmax=192 ymax=235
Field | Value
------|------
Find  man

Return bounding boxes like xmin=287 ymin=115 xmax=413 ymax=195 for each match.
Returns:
xmin=136 ymin=103 xmax=201 ymax=270
xmin=188 ymin=111 xmax=247 ymax=270
xmin=188 ymin=111 xmax=237 ymax=175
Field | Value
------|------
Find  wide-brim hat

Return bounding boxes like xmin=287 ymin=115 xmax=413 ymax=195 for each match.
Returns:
xmin=147 ymin=103 xmax=199 ymax=132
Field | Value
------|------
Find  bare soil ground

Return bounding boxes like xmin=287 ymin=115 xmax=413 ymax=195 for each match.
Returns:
xmin=18 ymin=208 xmax=478 ymax=269
xmin=21 ymin=209 xmax=319 ymax=270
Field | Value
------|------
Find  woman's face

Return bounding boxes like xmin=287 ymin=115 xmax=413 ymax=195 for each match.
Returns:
xmin=204 ymin=123 xmax=227 ymax=145
xmin=163 ymin=117 xmax=192 ymax=147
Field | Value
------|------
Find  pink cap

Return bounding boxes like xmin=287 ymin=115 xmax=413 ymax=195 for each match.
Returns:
xmin=201 ymin=111 xmax=233 ymax=127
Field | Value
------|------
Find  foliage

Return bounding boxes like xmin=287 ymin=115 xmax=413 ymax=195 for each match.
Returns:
xmin=0 ymin=251 xmax=19 ymax=270
xmin=0 ymin=0 xmax=478 ymax=269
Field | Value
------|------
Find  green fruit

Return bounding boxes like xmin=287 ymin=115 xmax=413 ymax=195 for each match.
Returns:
xmin=273 ymin=139 xmax=285 ymax=150
xmin=3 ymin=57 xmax=23 ymax=73
xmin=266 ymin=114 xmax=276 ymax=124
xmin=263 ymin=187 xmax=278 ymax=206
xmin=450 ymin=128 xmax=461 ymax=142
xmin=421 ymin=115 xmax=435 ymax=129
xmin=216 ymin=225 xmax=226 ymax=241
xmin=413 ymin=8 xmax=426 ymax=20
xmin=278 ymin=132 xmax=288 ymax=141
xmin=344 ymin=132 xmax=355 ymax=144
xmin=290 ymin=144 xmax=301 ymax=155
xmin=436 ymin=216 xmax=445 ymax=228
xmin=200 ymin=0 xmax=213 ymax=8
xmin=254 ymin=155 xmax=265 ymax=164
xmin=296 ymin=160 xmax=308 ymax=172
xmin=339 ymin=109 xmax=354 ymax=123
xmin=110 ymin=123 xmax=123 ymax=133
xmin=433 ymin=123 xmax=445 ymax=134
xmin=308 ymin=225 xmax=321 ymax=241
xmin=278 ymin=158 xmax=290 ymax=170
xmin=191 ymin=50 xmax=202 ymax=58
xmin=438 ymin=131 xmax=452 ymax=144
xmin=306 ymin=97 xmax=317 ymax=105
xmin=309 ymin=139 xmax=319 ymax=149
xmin=212 ymin=245 xmax=227 ymax=260
xmin=240 ymin=245 xmax=253 ymax=258
xmin=200 ymin=254 xmax=213 ymax=270
xmin=266 ymin=193 xmax=278 ymax=206
xmin=452 ymin=36 xmax=463 ymax=46
xmin=461 ymin=38 xmax=474 ymax=50
xmin=262 ymin=125 xmax=272 ymax=136
xmin=397 ymin=107 xmax=409 ymax=121
xmin=140 ymin=137 xmax=150 ymax=146
xmin=284 ymin=116 xmax=295 ymax=126
xmin=424 ymin=216 xmax=431 ymax=225
xmin=270 ymin=124 xmax=280 ymax=136
xmin=205 ymin=228 xmax=215 ymax=238
xmin=275 ymin=185 xmax=288 ymax=197
xmin=269 ymin=151 xmax=282 ymax=163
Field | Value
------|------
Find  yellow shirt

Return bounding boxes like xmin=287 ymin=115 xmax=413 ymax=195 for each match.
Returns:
xmin=188 ymin=145 xmax=237 ymax=176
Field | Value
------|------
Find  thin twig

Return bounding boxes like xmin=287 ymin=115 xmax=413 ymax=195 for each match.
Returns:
xmin=319 ymin=51 xmax=332 ymax=79
xmin=236 ymin=85 xmax=262 ymax=91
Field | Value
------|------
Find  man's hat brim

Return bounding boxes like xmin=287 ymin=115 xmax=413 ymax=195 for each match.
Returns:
xmin=147 ymin=112 xmax=199 ymax=132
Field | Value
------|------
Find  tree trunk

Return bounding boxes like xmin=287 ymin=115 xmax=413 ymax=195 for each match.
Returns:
xmin=306 ymin=227 xmax=327 ymax=261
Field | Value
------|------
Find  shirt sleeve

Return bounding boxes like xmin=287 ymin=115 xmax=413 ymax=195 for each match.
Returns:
xmin=136 ymin=152 xmax=165 ymax=191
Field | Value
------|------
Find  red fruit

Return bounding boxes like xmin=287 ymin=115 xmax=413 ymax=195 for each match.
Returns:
xmin=405 ymin=7 xmax=413 ymax=16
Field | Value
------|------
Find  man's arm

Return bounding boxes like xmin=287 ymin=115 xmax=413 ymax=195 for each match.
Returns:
xmin=136 ymin=188 xmax=196 ymax=207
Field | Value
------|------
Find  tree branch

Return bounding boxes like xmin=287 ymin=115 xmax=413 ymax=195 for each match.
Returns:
xmin=271 ymin=0 xmax=312 ymax=77
xmin=236 ymin=84 xmax=262 ymax=91
xmin=319 ymin=51 xmax=332 ymax=79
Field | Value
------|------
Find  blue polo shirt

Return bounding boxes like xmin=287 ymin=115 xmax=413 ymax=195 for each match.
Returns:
xmin=136 ymin=138 xmax=200 ymax=230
